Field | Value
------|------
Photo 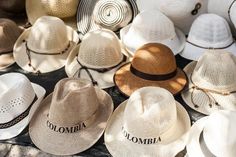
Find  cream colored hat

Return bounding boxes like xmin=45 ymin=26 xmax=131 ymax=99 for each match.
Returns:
xmin=105 ymin=87 xmax=191 ymax=157
xmin=187 ymin=110 xmax=236 ymax=157
xmin=13 ymin=16 xmax=80 ymax=74
xmin=0 ymin=72 xmax=45 ymax=140
xmin=120 ymin=10 xmax=186 ymax=55
xmin=180 ymin=13 xmax=236 ymax=61
xmin=229 ymin=1 xmax=236 ymax=30
xmin=66 ymin=28 xmax=128 ymax=89
xmin=181 ymin=50 xmax=236 ymax=115
xmin=29 ymin=78 xmax=113 ymax=155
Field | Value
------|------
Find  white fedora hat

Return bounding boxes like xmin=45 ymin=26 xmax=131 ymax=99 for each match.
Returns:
xmin=105 ymin=87 xmax=191 ymax=157
xmin=187 ymin=110 xmax=236 ymax=157
xmin=13 ymin=16 xmax=80 ymax=74
xmin=181 ymin=50 xmax=236 ymax=115
xmin=120 ymin=10 xmax=186 ymax=55
xmin=229 ymin=1 xmax=236 ymax=30
xmin=0 ymin=72 xmax=45 ymax=140
xmin=180 ymin=13 xmax=236 ymax=61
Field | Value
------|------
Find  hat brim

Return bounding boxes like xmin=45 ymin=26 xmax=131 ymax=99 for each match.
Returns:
xmin=105 ymin=100 xmax=191 ymax=157
xmin=0 ymin=54 xmax=15 ymax=70
xmin=29 ymin=87 xmax=113 ymax=155
xmin=0 ymin=83 xmax=45 ymax=140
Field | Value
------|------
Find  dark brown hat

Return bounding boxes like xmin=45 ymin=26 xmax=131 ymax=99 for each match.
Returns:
xmin=0 ymin=0 xmax=25 ymax=14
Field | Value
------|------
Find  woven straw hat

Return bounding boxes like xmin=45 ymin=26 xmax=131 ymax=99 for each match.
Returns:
xmin=0 ymin=72 xmax=45 ymax=140
xmin=180 ymin=13 xmax=236 ymax=61
xmin=120 ymin=10 xmax=186 ymax=55
xmin=29 ymin=78 xmax=113 ymax=155
xmin=187 ymin=110 xmax=236 ymax=157
xmin=66 ymin=29 xmax=128 ymax=89
xmin=114 ymin=43 xmax=187 ymax=97
xmin=181 ymin=50 xmax=236 ymax=115
xmin=105 ymin=87 xmax=191 ymax=157
xmin=13 ymin=16 xmax=80 ymax=74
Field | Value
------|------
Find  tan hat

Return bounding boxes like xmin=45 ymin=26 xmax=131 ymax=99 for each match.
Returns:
xmin=29 ymin=78 xmax=114 ymax=155
xmin=114 ymin=43 xmax=187 ymax=97
xmin=105 ymin=87 xmax=191 ymax=157
xmin=13 ymin=16 xmax=80 ymax=74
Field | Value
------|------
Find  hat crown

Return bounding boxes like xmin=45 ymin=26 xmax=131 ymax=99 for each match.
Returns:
xmin=0 ymin=0 xmax=25 ymax=13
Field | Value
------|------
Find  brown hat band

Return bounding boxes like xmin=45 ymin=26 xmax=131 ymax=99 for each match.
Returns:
xmin=0 ymin=50 xmax=13 ymax=55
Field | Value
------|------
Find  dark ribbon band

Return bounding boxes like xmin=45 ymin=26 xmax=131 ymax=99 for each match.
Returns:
xmin=199 ymin=131 xmax=216 ymax=157
xmin=0 ymin=50 xmax=13 ymax=55
xmin=187 ymin=40 xmax=235 ymax=49
xmin=228 ymin=0 xmax=236 ymax=23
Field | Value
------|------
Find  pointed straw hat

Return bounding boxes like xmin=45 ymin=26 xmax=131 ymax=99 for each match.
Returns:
xmin=29 ymin=78 xmax=113 ymax=155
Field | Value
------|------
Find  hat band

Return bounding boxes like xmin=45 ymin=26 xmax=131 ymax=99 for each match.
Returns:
xmin=199 ymin=131 xmax=216 ymax=157
xmin=228 ymin=0 xmax=236 ymax=23
xmin=187 ymin=40 xmax=235 ymax=49
xmin=0 ymin=50 xmax=13 ymax=55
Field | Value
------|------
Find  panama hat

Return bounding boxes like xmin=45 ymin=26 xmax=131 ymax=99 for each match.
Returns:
xmin=0 ymin=73 xmax=45 ymax=140
xmin=120 ymin=10 xmax=186 ymax=55
xmin=105 ymin=87 xmax=191 ymax=157
xmin=66 ymin=28 xmax=128 ymax=89
xmin=29 ymin=78 xmax=113 ymax=155
xmin=180 ymin=13 xmax=236 ymax=61
xmin=13 ymin=16 xmax=80 ymax=74
xmin=187 ymin=110 xmax=236 ymax=157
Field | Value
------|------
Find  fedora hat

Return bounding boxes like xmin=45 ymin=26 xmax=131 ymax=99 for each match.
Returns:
xmin=114 ymin=43 xmax=187 ymax=97
xmin=181 ymin=50 xmax=236 ymax=115
xmin=187 ymin=110 xmax=236 ymax=157
xmin=0 ymin=72 xmax=45 ymax=140
xmin=0 ymin=0 xmax=26 ymax=17
xmin=120 ymin=10 xmax=186 ymax=55
xmin=180 ymin=13 xmax=236 ymax=61
xmin=13 ymin=16 xmax=80 ymax=74
xmin=29 ymin=78 xmax=113 ymax=155
xmin=66 ymin=28 xmax=128 ymax=89
xmin=77 ymin=0 xmax=138 ymax=37
xmin=105 ymin=87 xmax=191 ymax=157
xmin=229 ymin=1 xmax=236 ymax=30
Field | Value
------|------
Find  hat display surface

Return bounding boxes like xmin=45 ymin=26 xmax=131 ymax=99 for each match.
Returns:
xmin=105 ymin=87 xmax=191 ymax=157
xmin=66 ymin=28 xmax=128 ymax=89
xmin=13 ymin=16 xmax=80 ymax=74
xmin=120 ymin=10 xmax=186 ymax=55
xmin=0 ymin=72 xmax=45 ymax=140
xmin=29 ymin=78 xmax=114 ymax=155
xmin=180 ymin=13 xmax=236 ymax=61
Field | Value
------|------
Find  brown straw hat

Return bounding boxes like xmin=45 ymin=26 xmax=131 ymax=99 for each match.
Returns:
xmin=29 ymin=78 xmax=114 ymax=155
xmin=114 ymin=43 xmax=187 ymax=97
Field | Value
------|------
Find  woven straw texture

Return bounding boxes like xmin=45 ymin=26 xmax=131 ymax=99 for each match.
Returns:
xmin=0 ymin=0 xmax=25 ymax=13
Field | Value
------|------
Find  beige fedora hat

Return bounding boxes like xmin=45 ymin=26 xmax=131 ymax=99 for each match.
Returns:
xmin=181 ymin=50 xmax=236 ymax=115
xmin=105 ymin=87 xmax=191 ymax=157
xmin=29 ymin=78 xmax=114 ymax=155
xmin=13 ymin=16 xmax=80 ymax=74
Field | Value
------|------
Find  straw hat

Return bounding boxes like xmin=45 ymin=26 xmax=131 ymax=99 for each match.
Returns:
xmin=120 ymin=10 xmax=186 ymax=55
xmin=29 ymin=78 xmax=113 ymax=155
xmin=181 ymin=50 xmax=236 ymax=115
xmin=0 ymin=73 xmax=45 ymax=140
xmin=187 ymin=110 xmax=236 ymax=157
xmin=180 ymin=13 xmax=236 ymax=61
xmin=105 ymin=87 xmax=191 ymax=157
xmin=26 ymin=0 xmax=79 ymax=29
xmin=66 ymin=29 xmax=128 ymax=89
xmin=13 ymin=16 xmax=80 ymax=74
xmin=114 ymin=43 xmax=187 ymax=97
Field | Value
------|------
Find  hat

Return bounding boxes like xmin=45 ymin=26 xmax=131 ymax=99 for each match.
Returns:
xmin=187 ymin=110 xmax=236 ymax=157
xmin=13 ymin=16 xmax=80 ymax=74
xmin=120 ymin=10 xmax=186 ymax=55
xmin=180 ymin=13 xmax=236 ymax=61
xmin=0 ymin=0 xmax=26 ymax=17
xmin=181 ymin=50 xmax=236 ymax=115
xmin=66 ymin=28 xmax=128 ymax=89
xmin=29 ymin=78 xmax=113 ymax=155
xmin=0 ymin=72 xmax=45 ymax=140
xmin=105 ymin=87 xmax=191 ymax=157
xmin=0 ymin=18 xmax=23 ymax=70
xmin=26 ymin=0 xmax=79 ymax=29
xmin=229 ymin=1 xmax=236 ymax=30
xmin=77 ymin=0 xmax=138 ymax=37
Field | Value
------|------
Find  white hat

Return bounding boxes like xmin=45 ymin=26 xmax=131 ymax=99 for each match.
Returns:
xmin=0 ymin=72 xmax=45 ymax=140
xmin=187 ymin=110 xmax=236 ymax=157
xmin=229 ymin=1 xmax=236 ymax=30
xmin=180 ymin=13 xmax=236 ymax=61
xmin=181 ymin=50 xmax=236 ymax=115
xmin=105 ymin=87 xmax=191 ymax=157
xmin=120 ymin=10 xmax=186 ymax=55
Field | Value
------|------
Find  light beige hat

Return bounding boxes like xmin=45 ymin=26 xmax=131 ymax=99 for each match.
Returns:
xmin=105 ymin=87 xmax=191 ymax=157
xmin=181 ymin=50 xmax=236 ymax=115
xmin=29 ymin=78 xmax=113 ymax=155
xmin=13 ymin=16 xmax=80 ymax=74
xmin=229 ymin=1 xmax=236 ymax=30
xmin=66 ymin=28 xmax=128 ymax=89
